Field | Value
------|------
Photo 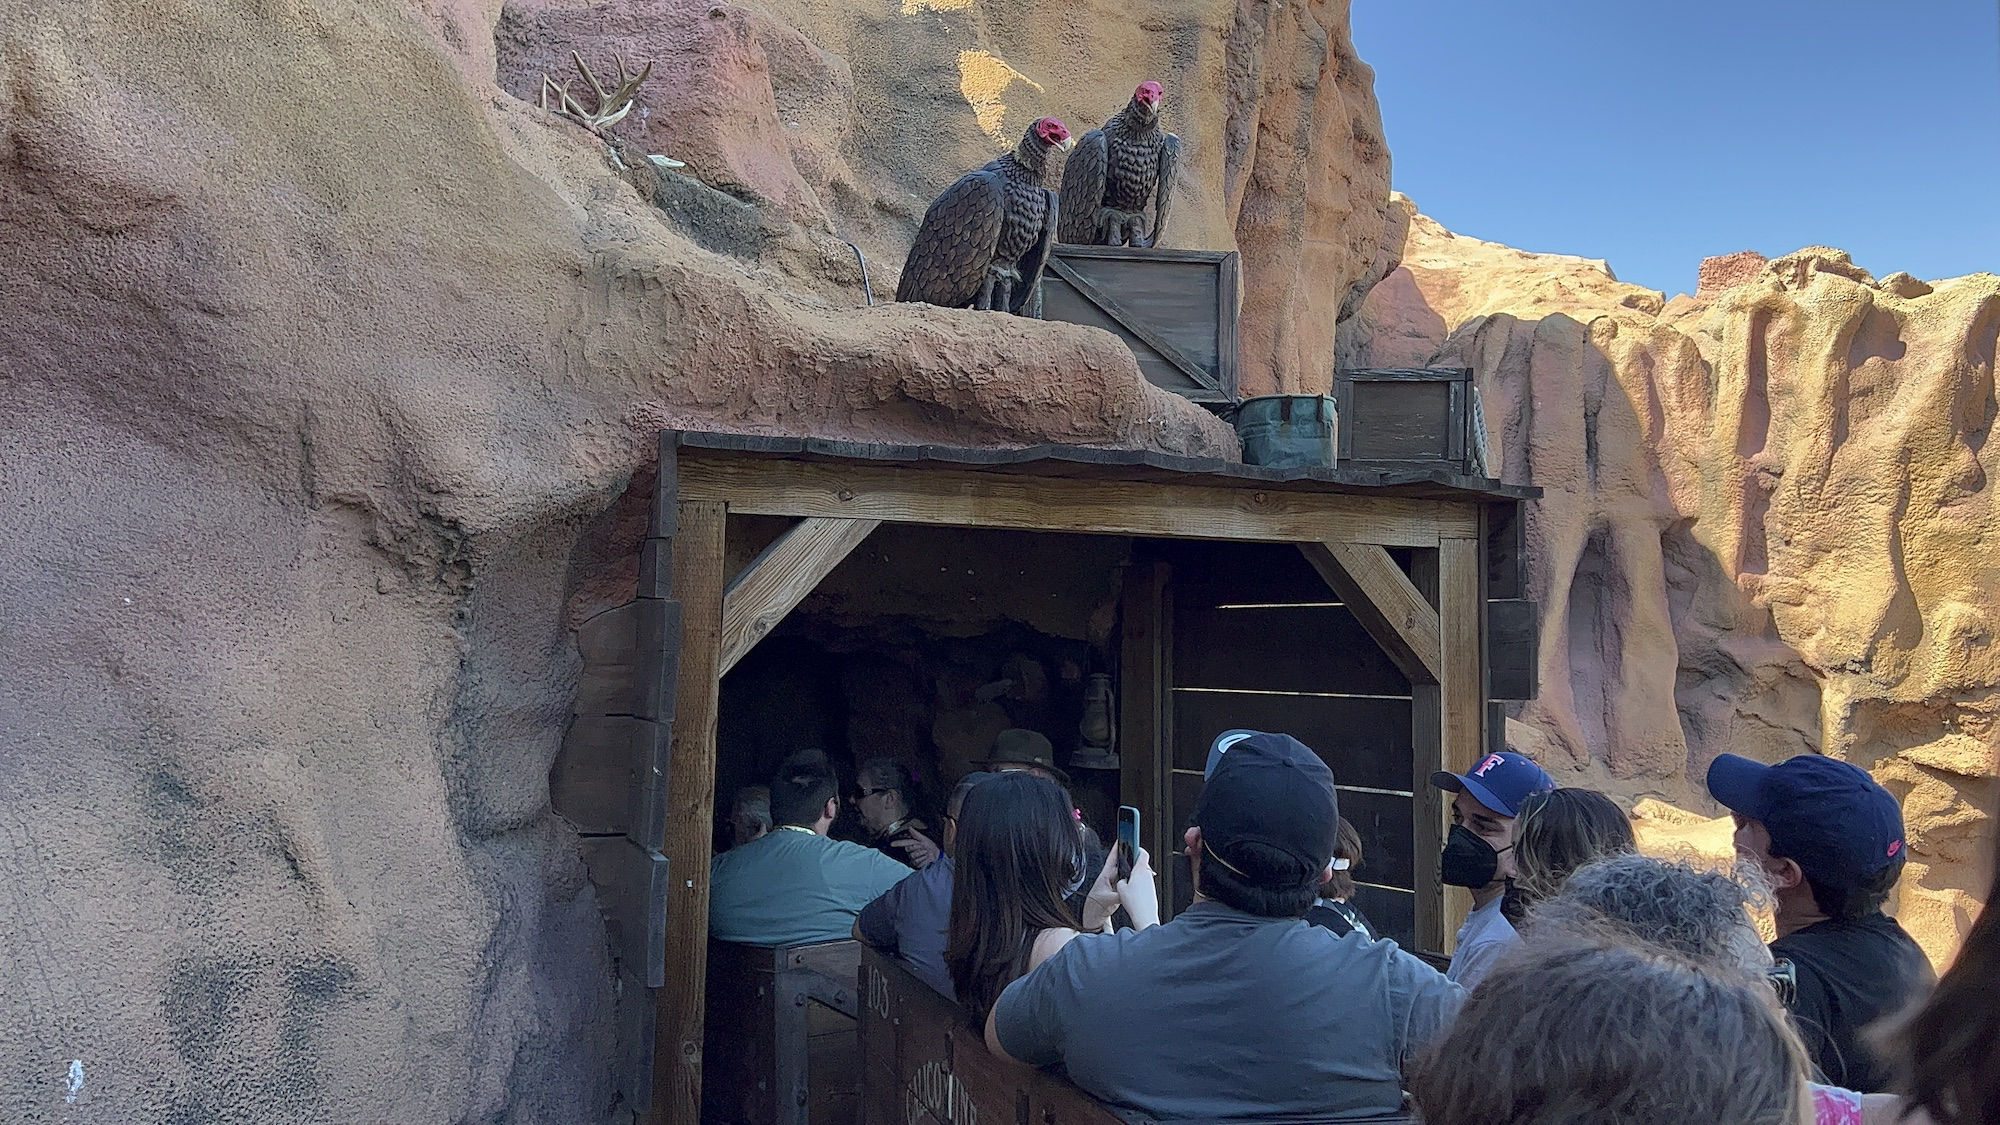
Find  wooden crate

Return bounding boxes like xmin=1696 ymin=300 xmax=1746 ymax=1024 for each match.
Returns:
xmin=1038 ymin=246 xmax=1240 ymax=405
xmin=1334 ymin=367 xmax=1487 ymax=475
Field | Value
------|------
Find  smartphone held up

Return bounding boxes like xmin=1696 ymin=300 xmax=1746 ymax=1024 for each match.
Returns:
xmin=1116 ymin=805 xmax=1141 ymax=882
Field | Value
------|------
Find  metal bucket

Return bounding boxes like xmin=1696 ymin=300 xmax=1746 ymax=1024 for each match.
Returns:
xmin=1234 ymin=394 xmax=1338 ymax=468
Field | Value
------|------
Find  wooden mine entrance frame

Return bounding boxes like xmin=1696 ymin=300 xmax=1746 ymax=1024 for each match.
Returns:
xmin=629 ymin=431 xmax=1538 ymax=1122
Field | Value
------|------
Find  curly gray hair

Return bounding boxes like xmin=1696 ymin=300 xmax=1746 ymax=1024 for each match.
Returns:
xmin=1530 ymin=852 xmax=1772 ymax=974
xmin=1411 ymin=929 xmax=1811 ymax=1125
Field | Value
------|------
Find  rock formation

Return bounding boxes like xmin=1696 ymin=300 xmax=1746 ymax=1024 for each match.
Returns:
xmin=492 ymin=0 xmax=1394 ymax=395
xmin=0 ymin=0 xmax=1386 ymax=1120
xmin=1344 ymin=197 xmax=2000 ymax=965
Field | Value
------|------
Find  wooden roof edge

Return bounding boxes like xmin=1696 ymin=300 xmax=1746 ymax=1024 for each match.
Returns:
xmin=668 ymin=430 xmax=1542 ymax=501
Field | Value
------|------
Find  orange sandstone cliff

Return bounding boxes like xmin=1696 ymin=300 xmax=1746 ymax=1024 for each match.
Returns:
xmin=1344 ymin=198 xmax=2000 ymax=965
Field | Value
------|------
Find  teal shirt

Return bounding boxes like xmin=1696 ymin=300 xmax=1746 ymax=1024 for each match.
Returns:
xmin=708 ymin=827 xmax=913 ymax=946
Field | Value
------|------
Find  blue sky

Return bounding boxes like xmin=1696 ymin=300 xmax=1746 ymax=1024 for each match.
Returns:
xmin=1353 ymin=1 xmax=2000 ymax=296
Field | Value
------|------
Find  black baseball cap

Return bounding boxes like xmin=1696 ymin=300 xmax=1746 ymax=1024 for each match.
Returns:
xmin=1193 ymin=730 xmax=1340 ymax=883
xmin=1706 ymin=753 xmax=1908 ymax=894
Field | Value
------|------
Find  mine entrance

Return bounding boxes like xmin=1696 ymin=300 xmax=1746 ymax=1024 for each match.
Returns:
xmin=551 ymin=432 xmax=1536 ymax=1121
xmin=713 ymin=530 xmax=1422 ymax=946
xmin=713 ymin=522 xmax=1136 ymax=860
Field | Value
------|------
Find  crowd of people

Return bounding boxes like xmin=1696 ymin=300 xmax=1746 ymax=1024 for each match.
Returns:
xmin=706 ymin=729 xmax=1996 ymax=1124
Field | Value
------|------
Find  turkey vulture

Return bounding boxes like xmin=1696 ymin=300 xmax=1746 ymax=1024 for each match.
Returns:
xmin=896 ymin=117 xmax=1074 ymax=315
xmin=1057 ymin=81 xmax=1181 ymax=248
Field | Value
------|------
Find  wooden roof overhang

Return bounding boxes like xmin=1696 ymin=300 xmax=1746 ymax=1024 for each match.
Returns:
xmin=633 ymin=431 xmax=1540 ymax=1121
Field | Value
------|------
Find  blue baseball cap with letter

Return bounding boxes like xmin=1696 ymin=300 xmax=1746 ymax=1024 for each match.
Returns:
xmin=1429 ymin=751 xmax=1554 ymax=818
xmin=1706 ymin=753 xmax=1907 ymax=894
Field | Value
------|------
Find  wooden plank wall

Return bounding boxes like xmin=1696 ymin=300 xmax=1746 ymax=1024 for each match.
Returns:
xmin=1159 ymin=542 xmax=1420 ymax=943
xmin=547 ymin=436 xmax=682 ymax=1115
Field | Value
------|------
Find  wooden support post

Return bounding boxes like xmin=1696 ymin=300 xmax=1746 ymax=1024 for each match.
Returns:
xmin=653 ymin=500 xmax=727 ymax=1125
xmin=1408 ymin=550 xmax=1446 ymax=955
xmin=1409 ymin=532 xmax=1489 ymax=955
xmin=1297 ymin=541 xmax=1443 ymax=685
xmin=716 ymin=517 xmax=881 ymax=675
xmin=1438 ymin=533 xmax=1488 ymax=946
xmin=1117 ymin=562 xmax=1173 ymax=917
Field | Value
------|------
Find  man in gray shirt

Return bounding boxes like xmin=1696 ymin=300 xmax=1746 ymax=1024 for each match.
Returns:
xmin=1430 ymin=750 xmax=1554 ymax=989
xmin=987 ymin=730 xmax=1463 ymax=1121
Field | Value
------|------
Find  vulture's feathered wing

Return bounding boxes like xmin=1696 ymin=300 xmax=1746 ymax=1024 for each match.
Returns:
xmin=1150 ymin=133 xmax=1180 ymax=248
xmin=896 ymin=118 xmax=1071 ymax=315
xmin=1055 ymin=132 xmax=1109 ymax=246
xmin=897 ymin=172 xmax=1010 ymax=309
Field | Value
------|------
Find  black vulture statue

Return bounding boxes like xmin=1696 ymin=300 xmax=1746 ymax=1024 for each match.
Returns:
xmin=896 ymin=116 xmax=1074 ymax=315
xmin=1057 ymin=81 xmax=1180 ymax=248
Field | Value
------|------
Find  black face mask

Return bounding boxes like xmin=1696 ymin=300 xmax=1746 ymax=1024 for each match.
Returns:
xmin=1441 ymin=823 xmax=1508 ymax=888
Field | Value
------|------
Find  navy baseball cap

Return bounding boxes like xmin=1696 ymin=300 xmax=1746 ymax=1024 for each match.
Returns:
xmin=1706 ymin=753 xmax=1907 ymax=893
xmin=1194 ymin=730 xmax=1340 ymax=881
xmin=1430 ymin=751 xmax=1554 ymax=818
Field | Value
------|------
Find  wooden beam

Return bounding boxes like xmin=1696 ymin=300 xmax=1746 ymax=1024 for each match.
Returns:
xmin=716 ymin=517 xmax=880 ymax=675
xmin=1298 ymin=542 xmax=1442 ymax=684
xmin=1117 ymin=562 xmax=1174 ymax=917
xmin=1408 ymin=549 xmax=1447 ymax=956
xmin=1438 ymin=537 xmax=1488 ymax=778
xmin=1441 ymin=535 xmax=1488 ymax=947
xmin=653 ymin=500 xmax=727 ymax=1125
xmin=679 ymin=457 xmax=1470 ymax=547
xmin=1422 ymin=534 xmax=1489 ymax=956
xmin=1486 ymin=598 xmax=1540 ymax=701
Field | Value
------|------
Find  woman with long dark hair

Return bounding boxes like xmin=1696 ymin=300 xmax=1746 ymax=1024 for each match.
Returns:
xmin=944 ymin=771 xmax=1156 ymax=1021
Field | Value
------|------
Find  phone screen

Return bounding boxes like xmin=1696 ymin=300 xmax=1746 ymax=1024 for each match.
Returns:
xmin=1116 ymin=805 xmax=1141 ymax=881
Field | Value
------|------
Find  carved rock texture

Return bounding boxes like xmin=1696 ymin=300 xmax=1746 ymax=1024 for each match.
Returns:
xmin=1345 ymin=197 xmax=2000 ymax=966
xmin=492 ymin=0 xmax=1395 ymax=395
xmin=0 ymin=0 xmax=1291 ymax=1119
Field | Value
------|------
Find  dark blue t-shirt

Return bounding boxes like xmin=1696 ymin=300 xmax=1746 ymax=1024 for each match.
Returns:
xmin=993 ymin=900 xmax=1463 ymax=1121
xmin=855 ymin=856 xmax=957 ymax=998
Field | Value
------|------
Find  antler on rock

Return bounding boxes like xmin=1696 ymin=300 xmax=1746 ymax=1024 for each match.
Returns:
xmin=538 ymin=51 xmax=654 ymax=132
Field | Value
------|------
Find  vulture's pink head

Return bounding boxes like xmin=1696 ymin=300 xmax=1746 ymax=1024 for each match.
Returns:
xmin=1135 ymin=81 xmax=1164 ymax=111
xmin=1032 ymin=116 xmax=1076 ymax=151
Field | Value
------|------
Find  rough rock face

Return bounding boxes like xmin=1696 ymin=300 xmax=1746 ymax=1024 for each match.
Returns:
xmin=1345 ymin=198 xmax=2000 ymax=964
xmin=492 ymin=0 xmax=1394 ymax=396
xmin=1697 ymin=250 xmax=1773 ymax=298
xmin=0 ymin=0 xmax=1392 ymax=1118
